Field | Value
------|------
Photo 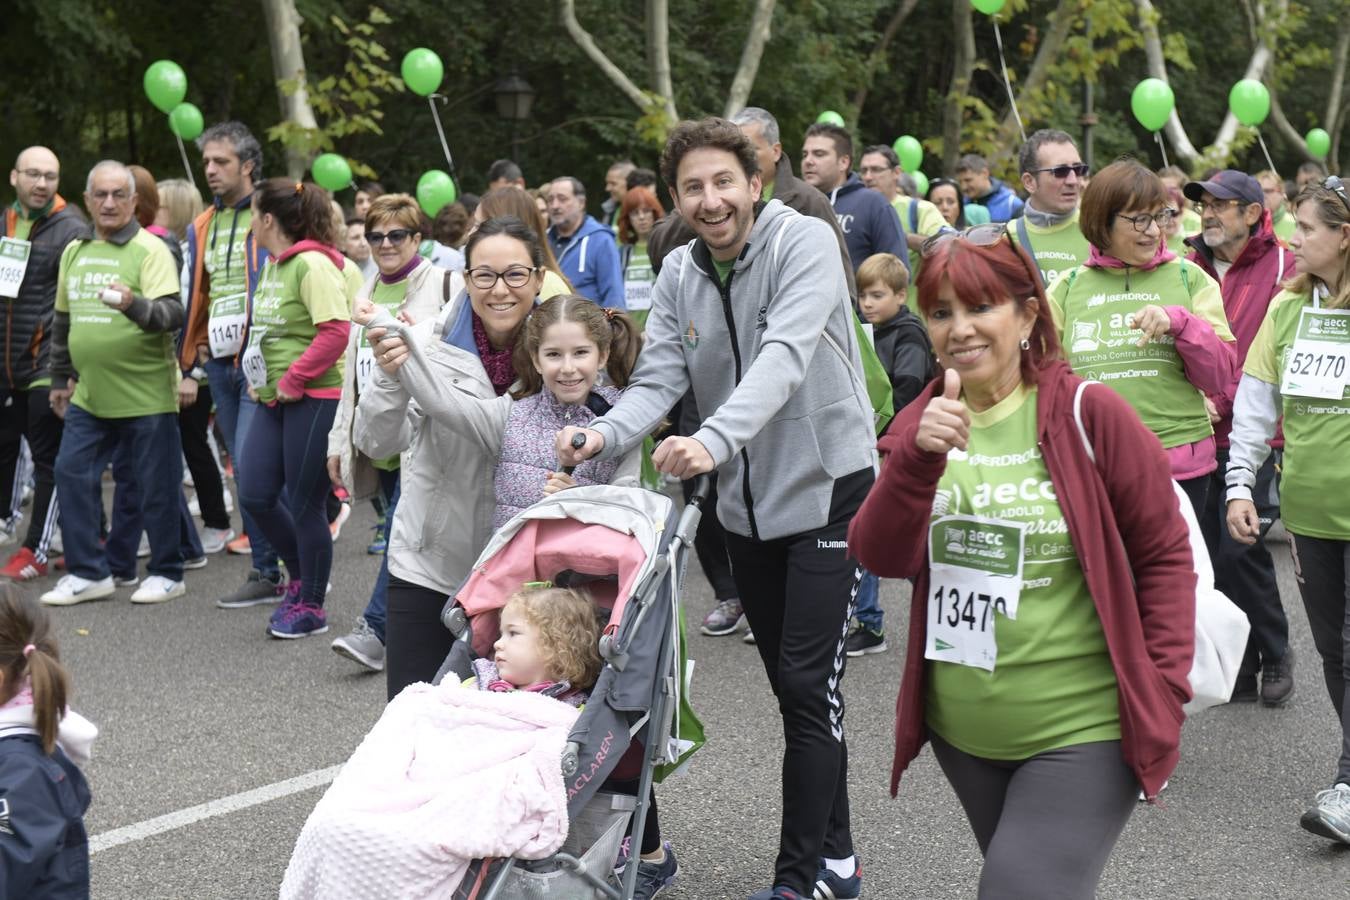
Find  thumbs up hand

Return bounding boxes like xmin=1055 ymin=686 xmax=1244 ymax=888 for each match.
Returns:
xmin=916 ymin=368 xmax=971 ymax=453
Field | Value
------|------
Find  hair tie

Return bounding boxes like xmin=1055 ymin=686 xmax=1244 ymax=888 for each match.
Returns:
xmin=603 ymin=308 xmax=617 ymax=321
xmin=22 ymin=643 xmax=35 ymax=659
xmin=295 ymin=182 xmax=304 ymax=195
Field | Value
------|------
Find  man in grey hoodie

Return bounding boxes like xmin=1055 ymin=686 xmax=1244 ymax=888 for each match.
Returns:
xmin=557 ymin=117 xmax=876 ymax=900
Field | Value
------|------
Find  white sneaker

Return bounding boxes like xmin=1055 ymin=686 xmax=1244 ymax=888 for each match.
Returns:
xmin=41 ymin=574 xmax=116 ymax=606
xmin=130 ymin=575 xmax=186 ymax=604
xmin=137 ymin=533 xmax=150 ymax=558
xmin=199 ymin=527 xmax=236 ymax=555
xmin=189 ymin=491 xmax=234 ymax=518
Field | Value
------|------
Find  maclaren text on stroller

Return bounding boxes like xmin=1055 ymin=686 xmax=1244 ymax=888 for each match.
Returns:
xmin=439 ymin=478 xmax=710 ymax=900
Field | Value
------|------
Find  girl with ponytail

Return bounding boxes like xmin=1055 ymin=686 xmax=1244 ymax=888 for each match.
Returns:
xmin=0 ymin=586 xmax=97 ymax=896
xmin=354 ymin=292 xmax=643 ymax=531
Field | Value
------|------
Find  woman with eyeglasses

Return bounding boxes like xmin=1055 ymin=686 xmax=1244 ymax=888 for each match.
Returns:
xmin=1047 ymin=159 xmax=1237 ymax=517
xmin=1227 ymin=177 xmax=1350 ymax=845
xmin=325 ymin=193 xmax=458 ymax=672
xmin=927 ymin=177 xmax=990 ymax=229
xmin=241 ymin=179 xmax=353 ymax=639
xmin=473 ymin=187 xmax=572 ymax=298
xmin=352 ymin=215 xmax=544 ymax=698
xmin=848 ymin=226 xmax=1195 ymax=897
xmin=617 ymin=186 xmax=665 ymax=330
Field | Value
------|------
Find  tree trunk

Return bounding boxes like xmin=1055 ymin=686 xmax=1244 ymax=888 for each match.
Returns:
xmin=1135 ymin=0 xmax=1200 ymax=168
xmin=560 ymin=0 xmax=662 ymax=116
xmin=986 ymin=0 xmax=1080 ymax=169
xmin=1206 ymin=44 xmax=1273 ymax=165
xmin=646 ymin=0 xmax=678 ymax=124
xmin=1326 ymin=18 xmax=1350 ymax=174
xmin=723 ymin=0 xmax=777 ymax=118
xmin=849 ymin=0 xmax=922 ymax=117
xmin=942 ymin=0 xmax=976 ymax=172
xmin=260 ymin=0 xmax=318 ymax=180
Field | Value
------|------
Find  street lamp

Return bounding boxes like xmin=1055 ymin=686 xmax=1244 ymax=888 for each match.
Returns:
xmin=494 ymin=73 xmax=536 ymax=162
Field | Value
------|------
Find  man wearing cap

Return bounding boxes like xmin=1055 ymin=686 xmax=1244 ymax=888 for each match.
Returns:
xmin=1184 ymin=168 xmax=1296 ymax=708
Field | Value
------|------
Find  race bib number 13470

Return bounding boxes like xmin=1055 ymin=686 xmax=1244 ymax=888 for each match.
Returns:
xmin=925 ymin=515 xmax=1027 ymax=672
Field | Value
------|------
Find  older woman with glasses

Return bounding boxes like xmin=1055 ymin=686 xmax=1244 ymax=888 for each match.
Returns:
xmin=849 ymin=225 xmax=1195 ymax=898
xmin=1047 ymin=158 xmax=1237 ymax=516
xmin=1227 ymin=176 xmax=1350 ymax=846
xmin=326 ymin=193 xmax=458 ymax=672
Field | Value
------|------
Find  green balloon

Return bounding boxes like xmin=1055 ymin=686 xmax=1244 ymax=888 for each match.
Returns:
xmin=970 ymin=0 xmax=1006 ymax=13
xmin=144 ymin=60 xmax=187 ymax=114
xmin=912 ymin=171 xmax=929 ymax=197
xmin=1307 ymin=127 xmax=1332 ymax=158
xmin=1229 ymin=79 xmax=1270 ymax=127
xmin=401 ymin=48 xmax=444 ymax=97
xmin=816 ymin=110 xmax=846 ymax=127
xmin=1130 ymin=78 xmax=1175 ymax=132
xmin=416 ymin=170 xmax=457 ymax=217
xmin=892 ymin=135 xmax=923 ymax=173
xmin=312 ymin=154 xmax=353 ymax=192
xmin=168 ymin=103 xmax=204 ymax=141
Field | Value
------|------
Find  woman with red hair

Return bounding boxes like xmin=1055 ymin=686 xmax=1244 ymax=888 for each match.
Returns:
xmin=617 ymin=186 xmax=664 ymax=328
xmin=848 ymin=225 xmax=1197 ymax=897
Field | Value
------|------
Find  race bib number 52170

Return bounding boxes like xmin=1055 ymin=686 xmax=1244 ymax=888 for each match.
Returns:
xmin=925 ymin=515 xmax=1027 ymax=672
xmin=1282 ymin=307 xmax=1350 ymax=400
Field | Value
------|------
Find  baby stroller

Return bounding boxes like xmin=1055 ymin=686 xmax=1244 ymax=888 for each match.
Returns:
xmin=437 ymin=478 xmax=710 ymax=900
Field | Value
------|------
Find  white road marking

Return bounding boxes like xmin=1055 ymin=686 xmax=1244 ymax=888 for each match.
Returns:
xmin=89 ymin=764 xmax=341 ymax=854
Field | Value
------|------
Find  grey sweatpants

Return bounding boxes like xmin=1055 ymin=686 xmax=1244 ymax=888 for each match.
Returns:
xmin=930 ymin=733 xmax=1139 ymax=899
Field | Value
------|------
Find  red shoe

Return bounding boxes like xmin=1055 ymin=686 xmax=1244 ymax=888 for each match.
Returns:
xmin=2 ymin=547 xmax=47 ymax=581
xmin=227 ymin=534 xmax=251 ymax=555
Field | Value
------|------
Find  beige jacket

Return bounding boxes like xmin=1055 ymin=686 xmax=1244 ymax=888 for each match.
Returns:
xmin=327 ymin=259 xmax=459 ymax=500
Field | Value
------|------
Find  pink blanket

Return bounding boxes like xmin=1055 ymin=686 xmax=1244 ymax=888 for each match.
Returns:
xmin=281 ymin=681 xmax=578 ymax=899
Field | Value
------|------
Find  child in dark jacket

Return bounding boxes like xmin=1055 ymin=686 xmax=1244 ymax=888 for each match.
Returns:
xmin=0 ymin=587 xmax=97 ymax=900
xmin=846 ymin=253 xmax=935 ymax=657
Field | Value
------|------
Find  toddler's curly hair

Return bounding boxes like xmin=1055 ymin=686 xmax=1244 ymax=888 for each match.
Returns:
xmin=502 ymin=585 xmax=604 ymax=691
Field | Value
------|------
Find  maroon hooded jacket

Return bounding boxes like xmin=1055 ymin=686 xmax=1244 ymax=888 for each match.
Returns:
xmin=847 ymin=361 xmax=1196 ymax=800
xmin=1186 ymin=208 xmax=1294 ymax=448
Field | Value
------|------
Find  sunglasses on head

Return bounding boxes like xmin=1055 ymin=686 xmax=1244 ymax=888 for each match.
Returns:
xmin=1032 ymin=163 xmax=1090 ymax=180
xmin=365 ymin=228 xmax=413 ymax=246
xmin=1324 ymin=176 xmax=1350 ymax=216
xmin=920 ymin=222 xmax=1009 ymax=258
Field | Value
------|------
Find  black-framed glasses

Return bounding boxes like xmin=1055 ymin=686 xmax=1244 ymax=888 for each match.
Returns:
xmin=1116 ymin=209 xmax=1176 ymax=233
xmin=1032 ymin=163 xmax=1090 ymax=180
xmin=921 ymin=222 xmax=1009 ymax=258
xmin=1325 ymin=176 xmax=1350 ymax=215
xmin=468 ymin=265 xmax=539 ymax=290
xmin=365 ymin=228 xmax=413 ymax=246
xmin=1192 ymin=198 xmax=1245 ymax=216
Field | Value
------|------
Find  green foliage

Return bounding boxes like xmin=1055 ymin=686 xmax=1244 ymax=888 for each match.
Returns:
xmin=266 ymin=5 xmax=405 ymax=179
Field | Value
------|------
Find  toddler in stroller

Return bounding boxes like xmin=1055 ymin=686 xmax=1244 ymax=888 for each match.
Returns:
xmin=280 ymin=584 xmax=606 ymax=900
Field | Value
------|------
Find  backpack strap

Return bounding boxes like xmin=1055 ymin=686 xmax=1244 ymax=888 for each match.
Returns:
xmin=1015 ymin=216 xmax=1046 ymax=288
xmin=908 ymin=200 xmax=919 ymax=235
xmin=1073 ymin=379 xmax=1096 ymax=464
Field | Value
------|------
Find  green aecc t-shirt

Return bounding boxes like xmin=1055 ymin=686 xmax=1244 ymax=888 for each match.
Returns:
xmin=55 ymin=229 xmax=182 ymax=417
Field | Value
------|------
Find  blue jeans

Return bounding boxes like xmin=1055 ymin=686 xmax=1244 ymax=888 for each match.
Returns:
xmin=361 ymin=473 xmax=399 ymax=643
xmin=853 ymin=570 xmax=883 ymax=632
xmin=55 ymin=407 xmax=184 ymax=581
xmin=205 ymin=358 xmax=281 ymax=580
xmin=238 ymin=396 xmax=338 ymax=607
xmin=106 ymin=443 xmax=202 ymax=579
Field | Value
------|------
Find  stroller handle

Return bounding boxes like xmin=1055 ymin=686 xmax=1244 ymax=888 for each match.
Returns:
xmin=686 ymin=474 xmax=712 ymax=506
xmin=560 ymin=431 xmax=589 ymax=477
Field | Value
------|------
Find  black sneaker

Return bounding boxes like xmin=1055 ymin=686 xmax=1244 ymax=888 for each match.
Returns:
xmin=845 ymin=626 xmax=887 ymax=657
xmin=1261 ymin=647 xmax=1295 ymax=707
xmin=1229 ymin=673 xmax=1258 ymax=703
xmin=216 ymin=569 xmax=285 ymax=609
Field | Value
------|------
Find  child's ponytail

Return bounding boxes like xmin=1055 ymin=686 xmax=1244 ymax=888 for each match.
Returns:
xmin=0 ymin=588 xmax=69 ymax=755
xmin=602 ymin=308 xmax=640 ymax=388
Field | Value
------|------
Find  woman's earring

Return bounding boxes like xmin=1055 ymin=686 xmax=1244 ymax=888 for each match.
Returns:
xmin=1020 ymin=337 xmax=1031 ymax=351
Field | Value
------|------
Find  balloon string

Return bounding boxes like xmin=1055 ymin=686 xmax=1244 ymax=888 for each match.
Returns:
xmin=1256 ymin=131 xmax=1278 ymax=180
xmin=428 ymin=95 xmax=456 ymax=180
xmin=1155 ymin=131 xmax=1170 ymax=170
xmin=174 ymin=132 xmax=198 ymax=192
xmin=993 ymin=21 xmax=1027 ymax=145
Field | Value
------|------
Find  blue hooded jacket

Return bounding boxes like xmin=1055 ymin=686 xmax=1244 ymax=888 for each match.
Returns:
xmin=0 ymin=734 xmax=91 ymax=899
xmin=973 ymin=178 xmax=1025 ymax=223
xmin=548 ymin=215 xmax=625 ymax=309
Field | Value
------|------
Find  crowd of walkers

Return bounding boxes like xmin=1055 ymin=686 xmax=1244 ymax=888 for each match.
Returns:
xmin=2 ymin=101 xmax=1350 ymax=900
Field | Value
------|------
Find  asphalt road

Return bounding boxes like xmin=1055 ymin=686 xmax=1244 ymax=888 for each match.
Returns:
xmin=17 ymin=490 xmax=1349 ymax=899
